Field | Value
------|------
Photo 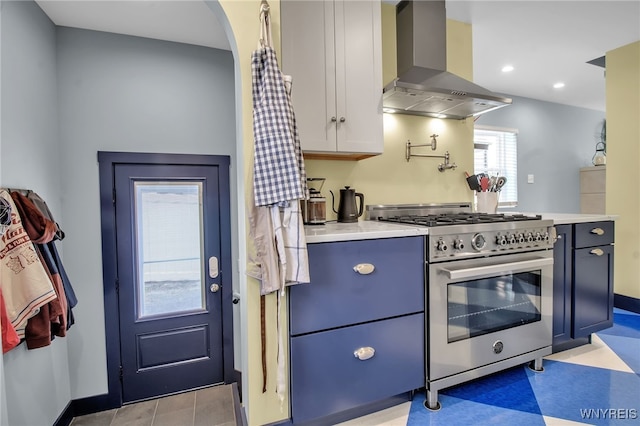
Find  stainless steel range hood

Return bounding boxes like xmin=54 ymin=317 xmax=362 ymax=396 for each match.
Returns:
xmin=382 ymin=0 xmax=512 ymax=120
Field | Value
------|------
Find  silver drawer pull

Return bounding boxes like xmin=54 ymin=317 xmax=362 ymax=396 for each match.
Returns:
xmin=353 ymin=263 xmax=375 ymax=275
xmin=590 ymin=248 xmax=605 ymax=256
xmin=354 ymin=347 xmax=375 ymax=361
xmin=590 ymin=228 xmax=605 ymax=235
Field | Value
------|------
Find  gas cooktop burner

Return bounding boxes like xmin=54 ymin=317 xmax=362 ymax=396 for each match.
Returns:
xmin=378 ymin=212 xmax=543 ymax=227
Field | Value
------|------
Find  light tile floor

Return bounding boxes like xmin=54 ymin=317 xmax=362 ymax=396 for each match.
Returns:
xmin=71 ymin=384 xmax=237 ymax=426
xmin=340 ymin=308 xmax=640 ymax=426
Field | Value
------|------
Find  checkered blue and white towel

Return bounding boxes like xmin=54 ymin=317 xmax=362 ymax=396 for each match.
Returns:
xmin=251 ymin=43 xmax=307 ymax=206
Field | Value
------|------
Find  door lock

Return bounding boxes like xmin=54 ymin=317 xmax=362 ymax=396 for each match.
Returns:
xmin=210 ymin=283 xmax=221 ymax=293
xmin=209 ymin=256 xmax=219 ymax=278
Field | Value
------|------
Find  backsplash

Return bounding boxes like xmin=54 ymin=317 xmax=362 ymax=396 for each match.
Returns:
xmin=304 ymin=114 xmax=475 ymax=222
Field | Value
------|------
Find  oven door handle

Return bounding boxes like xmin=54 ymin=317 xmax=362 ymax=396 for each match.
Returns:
xmin=441 ymin=257 xmax=553 ymax=281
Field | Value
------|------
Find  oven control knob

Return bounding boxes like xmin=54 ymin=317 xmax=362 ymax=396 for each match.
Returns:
xmin=535 ymin=232 xmax=542 ymax=242
xmin=493 ymin=340 xmax=504 ymax=354
xmin=517 ymin=233 xmax=525 ymax=244
xmin=453 ymin=239 xmax=464 ymax=250
xmin=508 ymin=235 xmax=517 ymax=245
xmin=543 ymin=231 xmax=550 ymax=241
xmin=496 ymin=235 xmax=507 ymax=246
xmin=471 ymin=233 xmax=486 ymax=251
xmin=436 ymin=239 xmax=448 ymax=251
xmin=526 ymin=232 xmax=534 ymax=243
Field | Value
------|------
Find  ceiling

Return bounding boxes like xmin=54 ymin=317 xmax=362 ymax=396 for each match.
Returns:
xmin=35 ymin=1 xmax=640 ymax=112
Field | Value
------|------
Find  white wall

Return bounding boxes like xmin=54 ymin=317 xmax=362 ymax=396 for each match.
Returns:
xmin=474 ymin=95 xmax=605 ymax=213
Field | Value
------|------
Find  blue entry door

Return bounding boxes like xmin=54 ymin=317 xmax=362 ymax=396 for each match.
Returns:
xmin=113 ymin=161 xmax=229 ymax=402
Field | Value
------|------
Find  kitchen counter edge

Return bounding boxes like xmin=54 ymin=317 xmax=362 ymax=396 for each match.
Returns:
xmin=305 ymin=221 xmax=428 ymax=244
xmin=522 ymin=213 xmax=619 ymax=225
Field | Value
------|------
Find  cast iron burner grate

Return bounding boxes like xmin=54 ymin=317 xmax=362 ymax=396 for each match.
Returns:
xmin=378 ymin=213 xmax=542 ymax=227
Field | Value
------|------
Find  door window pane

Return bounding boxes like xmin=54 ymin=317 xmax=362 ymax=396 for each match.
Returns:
xmin=135 ymin=182 xmax=205 ymax=318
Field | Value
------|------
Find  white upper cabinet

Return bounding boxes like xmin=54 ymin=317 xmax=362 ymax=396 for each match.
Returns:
xmin=281 ymin=0 xmax=383 ymax=159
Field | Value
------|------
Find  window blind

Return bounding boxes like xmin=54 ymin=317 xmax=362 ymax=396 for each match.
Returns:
xmin=473 ymin=126 xmax=518 ymax=207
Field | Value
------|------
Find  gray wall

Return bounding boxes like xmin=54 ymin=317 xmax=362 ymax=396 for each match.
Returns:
xmin=475 ymin=95 xmax=605 ymax=213
xmin=0 ymin=2 xmax=71 ymax=425
xmin=1 ymin=1 xmax=237 ymax=424
xmin=56 ymin=26 xmax=237 ymax=400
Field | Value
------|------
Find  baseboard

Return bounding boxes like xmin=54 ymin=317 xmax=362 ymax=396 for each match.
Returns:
xmin=53 ymin=401 xmax=73 ymax=426
xmin=232 ymin=369 xmax=243 ymax=402
xmin=552 ymin=336 xmax=591 ymax=354
xmin=231 ymin=382 xmax=248 ymax=426
xmin=71 ymin=393 xmax=121 ymax=417
xmin=614 ymin=293 xmax=640 ymax=314
xmin=265 ymin=392 xmax=412 ymax=426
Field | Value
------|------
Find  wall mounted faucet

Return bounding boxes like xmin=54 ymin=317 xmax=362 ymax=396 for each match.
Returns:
xmin=405 ymin=137 xmax=457 ymax=172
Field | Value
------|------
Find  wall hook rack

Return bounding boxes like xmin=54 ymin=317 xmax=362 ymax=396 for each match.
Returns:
xmin=405 ymin=139 xmax=457 ymax=172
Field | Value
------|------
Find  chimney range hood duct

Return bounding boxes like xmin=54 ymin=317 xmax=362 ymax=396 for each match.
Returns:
xmin=382 ymin=0 xmax=512 ymax=120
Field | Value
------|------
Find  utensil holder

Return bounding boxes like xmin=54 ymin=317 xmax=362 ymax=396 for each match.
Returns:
xmin=476 ymin=192 xmax=499 ymax=214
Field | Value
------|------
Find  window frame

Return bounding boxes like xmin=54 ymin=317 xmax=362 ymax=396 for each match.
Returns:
xmin=473 ymin=125 xmax=519 ymax=208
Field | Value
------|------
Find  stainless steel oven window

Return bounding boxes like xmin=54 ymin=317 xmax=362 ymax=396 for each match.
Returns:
xmin=447 ymin=270 xmax=542 ymax=343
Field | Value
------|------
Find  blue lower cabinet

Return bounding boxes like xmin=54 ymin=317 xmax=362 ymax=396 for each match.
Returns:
xmin=552 ymin=224 xmax=573 ymax=348
xmin=552 ymin=221 xmax=615 ymax=353
xmin=573 ymin=244 xmax=614 ymax=338
xmin=290 ymin=313 xmax=424 ymax=424
xmin=290 ymin=237 xmax=425 ymax=336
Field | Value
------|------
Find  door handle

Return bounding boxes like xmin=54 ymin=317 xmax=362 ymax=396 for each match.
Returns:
xmin=209 ymin=256 xmax=219 ymax=278
xmin=441 ymin=257 xmax=553 ymax=281
xmin=353 ymin=263 xmax=375 ymax=275
xmin=210 ymin=283 xmax=221 ymax=293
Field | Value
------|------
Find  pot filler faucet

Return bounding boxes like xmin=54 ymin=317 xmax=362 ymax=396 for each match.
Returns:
xmin=404 ymin=134 xmax=458 ymax=172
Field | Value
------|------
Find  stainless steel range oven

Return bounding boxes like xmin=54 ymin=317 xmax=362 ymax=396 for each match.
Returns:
xmin=367 ymin=203 xmax=555 ymax=410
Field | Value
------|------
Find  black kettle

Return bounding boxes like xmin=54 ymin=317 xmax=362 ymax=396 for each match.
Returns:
xmin=330 ymin=186 xmax=364 ymax=223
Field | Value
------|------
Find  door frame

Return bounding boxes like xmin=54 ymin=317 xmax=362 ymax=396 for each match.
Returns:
xmin=97 ymin=151 xmax=234 ymax=407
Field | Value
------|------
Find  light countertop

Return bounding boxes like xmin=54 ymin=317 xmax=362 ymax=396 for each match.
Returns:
xmin=305 ymin=220 xmax=428 ymax=243
xmin=305 ymin=214 xmax=617 ymax=243
xmin=512 ymin=212 xmax=618 ymax=225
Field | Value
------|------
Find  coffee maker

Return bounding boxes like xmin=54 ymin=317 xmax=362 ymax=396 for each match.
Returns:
xmin=301 ymin=178 xmax=327 ymax=225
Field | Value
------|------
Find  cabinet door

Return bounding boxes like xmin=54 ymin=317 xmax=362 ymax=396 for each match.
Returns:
xmin=281 ymin=0 xmax=337 ymax=152
xmin=334 ymin=0 xmax=383 ymax=154
xmin=573 ymin=244 xmax=614 ymax=338
xmin=281 ymin=0 xmax=383 ymax=155
xmin=574 ymin=221 xmax=614 ymax=248
xmin=290 ymin=236 xmax=424 ymax=336
xmin=290 ymin=313 xmax=424 ymax=424
xmin=552 ymin=225 xmax=573 ymax=346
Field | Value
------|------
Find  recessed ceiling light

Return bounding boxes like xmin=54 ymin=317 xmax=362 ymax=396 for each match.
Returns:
xmin=501 ymin=65 xmax=514 ymax=73
xmin=553 ymin=82 xmax=565 ymax=89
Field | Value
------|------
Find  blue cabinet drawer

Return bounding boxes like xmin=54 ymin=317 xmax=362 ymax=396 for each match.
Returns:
xmin=290 ymin=236 xmax=424 ymax=336
xmin=573 ymin=221 xmax=614 ymax=248
xmin=290 ymin=313 xmax=424 ymax=424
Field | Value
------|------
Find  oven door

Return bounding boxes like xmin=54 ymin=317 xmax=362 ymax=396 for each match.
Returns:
xmin=428 ymin=251 xmax=553 ymax=381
